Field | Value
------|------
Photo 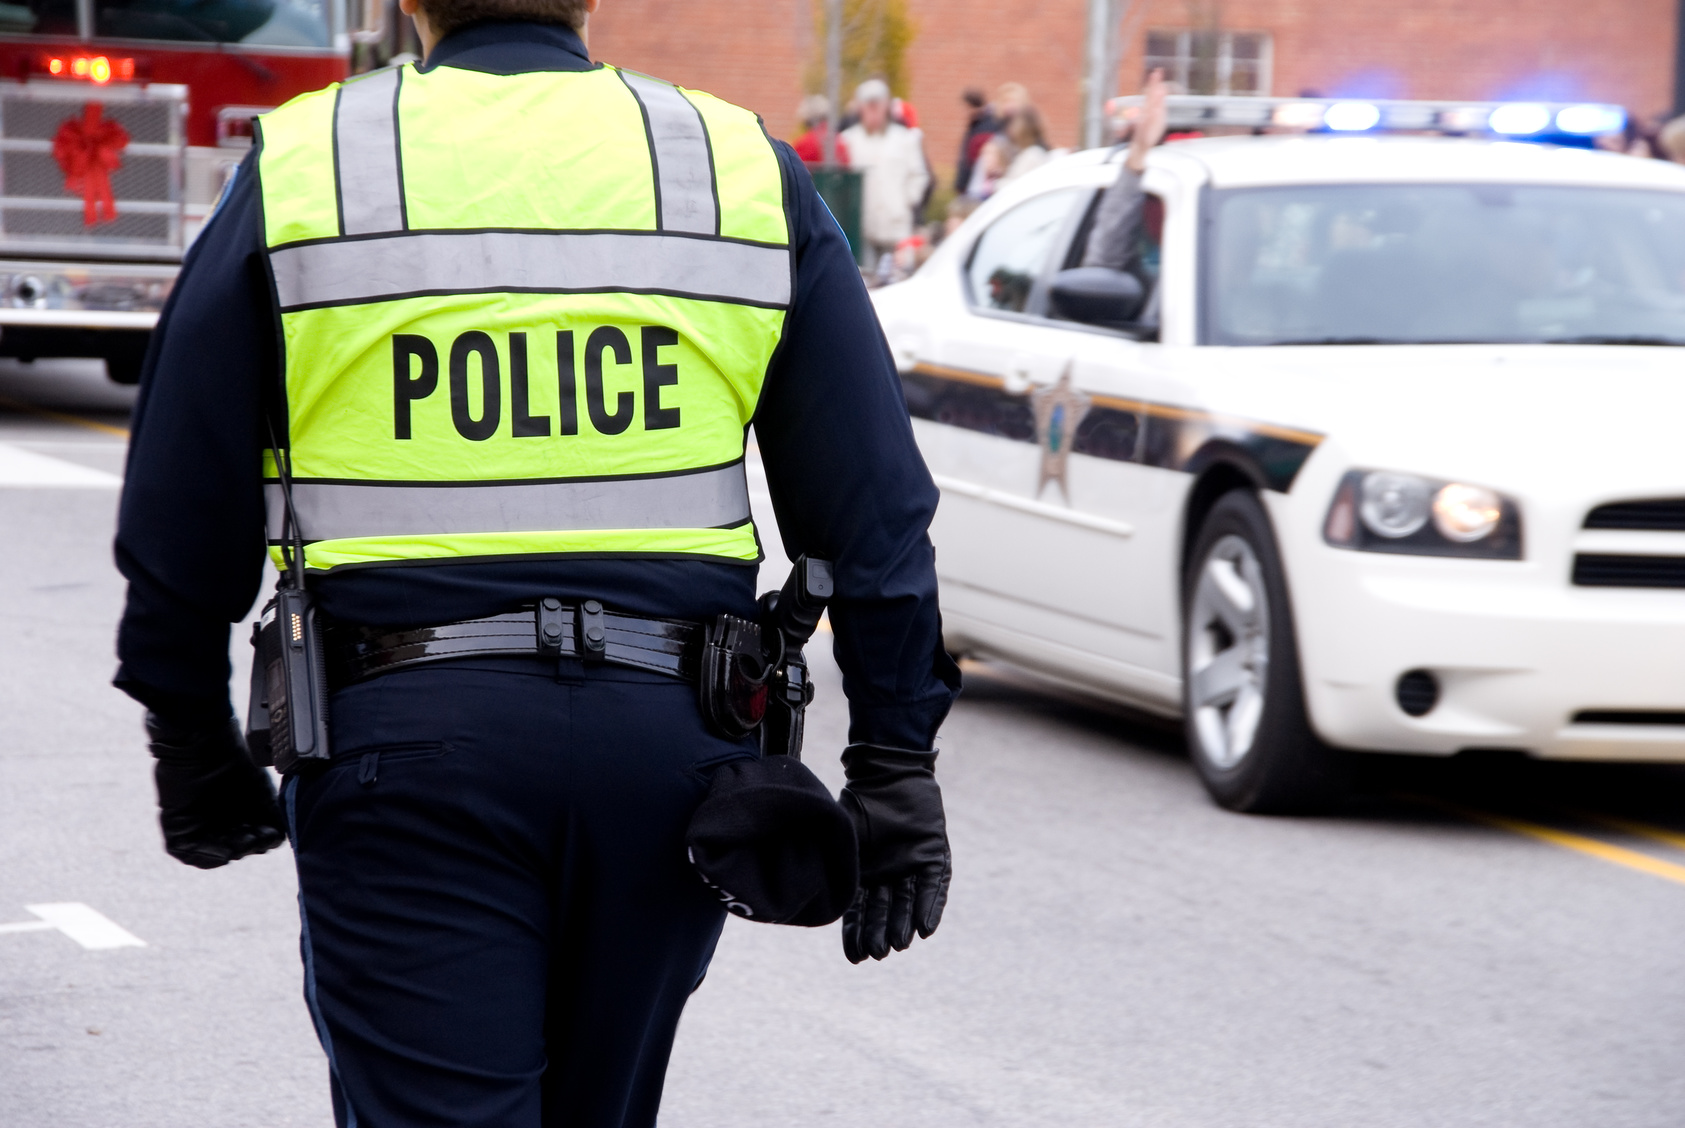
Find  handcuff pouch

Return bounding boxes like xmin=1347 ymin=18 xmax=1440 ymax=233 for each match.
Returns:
xmin=699 ymin=614 xmax=781 ymax=739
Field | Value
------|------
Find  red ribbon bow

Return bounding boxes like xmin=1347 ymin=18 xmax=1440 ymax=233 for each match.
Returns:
xmin=52 ymin=103 xmax=129 ymax=227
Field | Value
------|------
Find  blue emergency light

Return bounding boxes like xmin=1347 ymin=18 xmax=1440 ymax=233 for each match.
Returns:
xmin=1487 ymin=103 xmax=1553 ymax=135
xmin=1113 ymin=95 xmax=1628 ymax=141
xmin=1324 ymin=101 xmax=1382 ymax=132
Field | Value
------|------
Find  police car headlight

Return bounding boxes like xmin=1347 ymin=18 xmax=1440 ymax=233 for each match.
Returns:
xmin=1432 ymin=483 xmax=1502 ymax=542
xmin=1325 ymin=470 xmax=1522 ymax=559
xmin=1359 ymin=472 xmax=1431 ymax=538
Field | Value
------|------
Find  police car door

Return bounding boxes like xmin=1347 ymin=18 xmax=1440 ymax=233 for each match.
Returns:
xmin=903 ymin=176 xmax=1176 ymax=710
xmin=1023 ymin=168 xmax=1190 ymax=709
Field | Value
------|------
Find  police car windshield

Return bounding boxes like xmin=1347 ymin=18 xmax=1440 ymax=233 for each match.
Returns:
xmin=9 ymin=0 xmax=330 ymax=46
xmin=1207 ymin=183 xmax=1685 ymax=347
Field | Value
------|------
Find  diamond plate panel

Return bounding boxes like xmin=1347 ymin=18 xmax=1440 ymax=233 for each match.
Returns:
xmin=2 ymin=209 xmax=169 ymax=240
xmin=5 ymin=150 xmax=172 ymax=201
xmin=4 ymin=99 xmax=172 ymax=144
xmin=0 ymin=81 xmax=185 ymax=254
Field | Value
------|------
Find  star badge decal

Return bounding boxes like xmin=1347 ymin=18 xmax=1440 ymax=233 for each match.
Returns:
xmin=1031 ymin=364 xmax=1091 ymax=503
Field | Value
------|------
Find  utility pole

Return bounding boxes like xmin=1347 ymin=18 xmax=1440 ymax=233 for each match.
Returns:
xmin=1083 ymin=0 xmax=1120 ymax=150
xmin=1676 ymin=0 xmax=1685 ymax=115
xmin=824 ymin=0 xmax=842 ymax=165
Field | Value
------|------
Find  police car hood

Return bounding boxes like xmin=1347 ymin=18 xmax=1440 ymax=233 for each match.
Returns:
xmin=1181 ymin=343 xmax=1685 ymax=500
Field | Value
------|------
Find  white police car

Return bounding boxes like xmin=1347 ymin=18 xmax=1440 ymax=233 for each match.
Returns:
xmin=874 ymin=97 xmax=1685 ymax=811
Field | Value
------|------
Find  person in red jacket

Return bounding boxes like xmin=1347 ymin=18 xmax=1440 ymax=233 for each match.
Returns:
xmin=793 ymin=93 xmax=849 ymax=166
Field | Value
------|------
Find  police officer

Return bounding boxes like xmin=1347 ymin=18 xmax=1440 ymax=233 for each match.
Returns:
xmin=112 ymin=0 xmax=960 ymax=1122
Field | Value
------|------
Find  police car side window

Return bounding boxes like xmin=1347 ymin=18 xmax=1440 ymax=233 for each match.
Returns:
xmin=1062 ymin=189 xmax=1165 ymax=278
xmin=1137 ymin=193 xmax=1166 ymax=279
xmin=966 ymin=188 xmax=1087 ymax=314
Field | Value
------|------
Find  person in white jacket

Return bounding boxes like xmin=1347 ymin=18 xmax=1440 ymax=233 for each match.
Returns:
xmin=841 ymin=78 xmax=930 ymax=271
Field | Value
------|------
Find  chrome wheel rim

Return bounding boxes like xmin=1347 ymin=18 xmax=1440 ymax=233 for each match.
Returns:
xmin=1188 ymin=534 xmax=1271 ymax=770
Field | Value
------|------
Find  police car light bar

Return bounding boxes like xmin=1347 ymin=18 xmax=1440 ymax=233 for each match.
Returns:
xmin=1110 ymin=95 xmax=1627 ymax=138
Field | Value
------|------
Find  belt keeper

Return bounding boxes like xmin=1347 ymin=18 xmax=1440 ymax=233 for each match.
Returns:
xmin=537 ymin=597 xmax=568 ymax=657
xmin=578 ymin=599 xmax=607 ymax=662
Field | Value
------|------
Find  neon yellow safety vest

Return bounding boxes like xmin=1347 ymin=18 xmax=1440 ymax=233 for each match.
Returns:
xmin=255 ymin=62 xmax=792 ymax=573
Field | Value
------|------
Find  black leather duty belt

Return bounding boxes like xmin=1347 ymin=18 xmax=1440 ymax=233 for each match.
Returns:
xmin=326 ymin=598 xmax=703 ymax=687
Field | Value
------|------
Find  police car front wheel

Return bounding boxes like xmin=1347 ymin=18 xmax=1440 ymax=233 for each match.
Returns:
xmin=1182 ymin=490 xmax=1347 ymax=813
xmin=103 ymin=333 xmax=149 ymax=386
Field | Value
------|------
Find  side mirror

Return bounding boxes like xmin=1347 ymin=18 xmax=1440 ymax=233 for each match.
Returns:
xmin=1048 ymin=267 xmax=1146 ymax=328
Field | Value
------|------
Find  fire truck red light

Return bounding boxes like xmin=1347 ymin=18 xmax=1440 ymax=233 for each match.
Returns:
xmin=115 ymin=58 xmax=134 ymax=79
xmin=89 ymin=56 xmax=111 ymax=84
xmin=70 ymin=57 xmax=88 ymax=77
xmin=46 ymin=58 xmax=62 ymax=75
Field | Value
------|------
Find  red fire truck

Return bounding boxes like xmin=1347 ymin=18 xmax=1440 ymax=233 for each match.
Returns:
xmin=0 ymin=0 xmax=387 ymax=382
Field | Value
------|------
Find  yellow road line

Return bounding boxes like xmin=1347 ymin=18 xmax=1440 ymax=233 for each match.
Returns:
xmin=1412 ymin=797 xmax=1685 ymax=888
xmin=0 ymin=395 xmax=129 ymax=438
xmin=1577 ymin=812 xmax=1685 ymax=854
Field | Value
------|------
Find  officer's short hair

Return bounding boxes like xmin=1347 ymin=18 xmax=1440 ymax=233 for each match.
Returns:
xmin=418 ymin=0 xmax=588 ymax=38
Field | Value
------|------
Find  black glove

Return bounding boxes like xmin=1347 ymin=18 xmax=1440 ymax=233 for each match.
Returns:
xmin=146 ymin=713 xmax=287 ymax=870
xmin=838 ymin=744 xmax=951 ymax=963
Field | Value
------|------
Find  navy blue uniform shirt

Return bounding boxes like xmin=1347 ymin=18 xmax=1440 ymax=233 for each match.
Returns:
xmin=114 ymin=20 xmax=960 ymax=750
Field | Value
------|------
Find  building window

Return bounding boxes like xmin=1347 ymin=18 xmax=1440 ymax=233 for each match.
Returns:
xmin=1144 ymin=30 xmax=1272 ymax=96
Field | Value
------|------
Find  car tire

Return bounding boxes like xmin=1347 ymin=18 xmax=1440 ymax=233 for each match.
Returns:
xmin=104 ymin=351 xmax=143 ymax=386
xmin=1182 ymin=489 xmax=1347 ymax=813
xmin=103 ymin=332 xmax=150 ymax=386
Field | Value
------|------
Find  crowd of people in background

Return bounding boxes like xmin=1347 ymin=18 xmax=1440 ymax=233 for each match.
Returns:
xmin=955 ymin=83 xmax=1059 ymax=200
xmin=791 ymin=78 xmax=1063 ymax=284
xmin=793 ymin=78 xmax=936 ymax=281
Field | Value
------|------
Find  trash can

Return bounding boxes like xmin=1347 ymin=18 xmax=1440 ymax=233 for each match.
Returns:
xmin=808 ymin=166 xmax=865 ymax=266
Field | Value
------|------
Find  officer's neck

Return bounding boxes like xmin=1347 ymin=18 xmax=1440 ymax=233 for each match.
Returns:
xmin=406 ymin=9 xmax=591 ymax=61
xmin=413 ymin=19 xmax=595 ymax=76
xmin=413 ymin=10 xmax=438 ymax=56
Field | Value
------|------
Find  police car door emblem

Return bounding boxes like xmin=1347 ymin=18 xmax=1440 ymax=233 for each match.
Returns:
xmin=1031 ymin=366 xmax=1090 ymax=503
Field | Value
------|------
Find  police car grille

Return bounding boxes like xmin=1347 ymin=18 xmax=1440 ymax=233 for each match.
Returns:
xmin=1572 ymin=710 xmax=1685 ymax=726
xmin=1571 ymin=554 xmax=1685 ymax=587
xmin=1583 ymin=498 xmax=1685 ymax=531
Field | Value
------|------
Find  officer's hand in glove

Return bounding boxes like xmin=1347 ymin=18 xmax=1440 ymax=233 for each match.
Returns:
xmin=838 ymin=743 xmax=951 ymax=963
xmin=146 ymin=714 xmax=287 ymax=869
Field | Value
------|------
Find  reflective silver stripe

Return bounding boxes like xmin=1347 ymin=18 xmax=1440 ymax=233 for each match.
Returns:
xmin=335 ymin=68 xmax=404 ymax=235
xmin=621 ymin=71 xmax=718 ymax=235
xmin=265 ymin=463 xmax=752 ymax=542
xmin=271 ymin=229 xmax=791 ymax=310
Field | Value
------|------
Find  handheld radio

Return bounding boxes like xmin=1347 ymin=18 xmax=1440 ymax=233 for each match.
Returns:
xmin=246 ymin=422 xmax=331 ymax=773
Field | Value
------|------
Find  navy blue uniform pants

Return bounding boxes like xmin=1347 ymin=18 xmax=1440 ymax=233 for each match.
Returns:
xmin=282 ymin=657 xmax=755 ymax=1127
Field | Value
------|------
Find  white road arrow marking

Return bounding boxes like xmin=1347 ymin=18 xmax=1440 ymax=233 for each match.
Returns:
xmin=0 ymin=919 xmax=54 ymax=935
xmin=0 ymin=442 xmax=121 ymax=487
xmin=0 ymin=903 xmax=145 ymax=949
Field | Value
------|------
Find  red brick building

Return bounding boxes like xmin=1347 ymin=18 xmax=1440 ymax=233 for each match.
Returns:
xmin=592 ymin=0 xmax=1680 ymax=183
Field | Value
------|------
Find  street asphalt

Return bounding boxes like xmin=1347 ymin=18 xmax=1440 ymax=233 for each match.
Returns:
xmin=1 ymin=359 xmax=1684 ymax=1127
